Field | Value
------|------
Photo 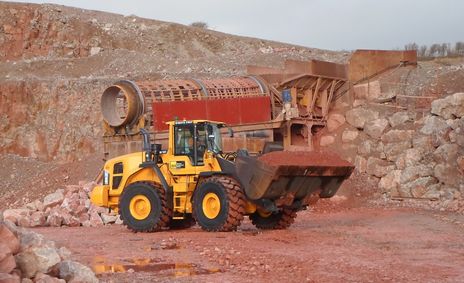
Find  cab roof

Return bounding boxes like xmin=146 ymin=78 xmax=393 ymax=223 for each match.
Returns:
xmin=166 ymin=120 xmax=225 ymax=126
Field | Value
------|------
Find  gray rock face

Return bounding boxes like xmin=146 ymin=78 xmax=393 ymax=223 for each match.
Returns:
xmin=431 ymin=93 xmax=464 ymax=119
xmin=15 ymin=246 xmax=61 ymax=278
xmin=345 ymin=108 xmax=379 ymax=129
xmin=57 ymin=261 xmax=98 ymax=283
xmin=364 ymin=118 xmax=389 ymax=139
xmin=420 ymin=115 xmax=450 ymax=136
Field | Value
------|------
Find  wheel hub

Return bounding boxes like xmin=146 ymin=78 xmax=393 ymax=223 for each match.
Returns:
xmin=129 ymin=195 xmax=152 ymax=220
xmin=202 ymin=192 xmax=221 ymax=219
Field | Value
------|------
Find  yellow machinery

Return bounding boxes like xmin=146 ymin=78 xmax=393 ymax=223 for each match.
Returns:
xmin=91 ymin=120 xmax=354 ymax=232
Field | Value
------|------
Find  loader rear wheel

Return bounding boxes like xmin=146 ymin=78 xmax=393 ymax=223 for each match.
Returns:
xmin=193 ymin=176 xmax=245 ymax=232
xmin=119 ymin=182 xmax=171 ymax=232
xmin=249 ymin=208 xmax=297 ymax=230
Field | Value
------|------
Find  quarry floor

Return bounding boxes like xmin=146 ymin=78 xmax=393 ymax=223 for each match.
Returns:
xmin=34 ymin=204 xmax=464 ymax=283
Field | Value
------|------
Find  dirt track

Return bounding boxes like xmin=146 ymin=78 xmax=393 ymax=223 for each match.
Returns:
xmin=34 ymin=205 xmax=464 ymax=283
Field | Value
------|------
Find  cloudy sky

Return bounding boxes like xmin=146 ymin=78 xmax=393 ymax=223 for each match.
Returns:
xmin=12 ymin=0 xmax=464 ymax=50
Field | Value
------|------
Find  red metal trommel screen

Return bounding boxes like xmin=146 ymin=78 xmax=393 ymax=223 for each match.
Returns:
xmin=152 ymin=96 xmax=271 ymax=131
xmin=100 ymin=76 xmax=271 ymax=131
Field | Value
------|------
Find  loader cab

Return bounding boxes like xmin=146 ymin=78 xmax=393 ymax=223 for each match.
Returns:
xmin=171 ymin=120 xmax=224 ymax=166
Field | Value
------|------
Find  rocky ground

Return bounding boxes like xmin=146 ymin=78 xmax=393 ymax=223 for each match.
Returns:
xmin=31 ymin=203 xmax=464 ymax=283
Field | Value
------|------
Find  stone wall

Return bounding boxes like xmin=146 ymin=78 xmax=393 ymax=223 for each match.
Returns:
xmin=325 ymin=93 xmax=464 ymax=210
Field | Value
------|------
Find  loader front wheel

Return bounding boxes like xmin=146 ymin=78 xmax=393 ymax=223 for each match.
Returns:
xmin=119 ymin=182 xmax=171 ymax=232
xmin=249 ymin=208 xmax=297 ymax=230
xmin=193 ymin=176 xmax=245 ymax=232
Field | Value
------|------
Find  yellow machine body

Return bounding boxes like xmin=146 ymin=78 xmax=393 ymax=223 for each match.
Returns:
xmin=91 ymin=120 xmax=257 ymax=219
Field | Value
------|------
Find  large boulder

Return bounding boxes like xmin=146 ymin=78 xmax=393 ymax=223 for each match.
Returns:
xmin=0 ymin=243 xmax=16 ymax=273
xmin=364 ymin=118 xmax=389 ymax=139
xmin=449 ymin=127 xmax=464 ymax=147
xmin=43 ymin=191 xmax=65 ymax=210
xmin=420 ymin=115 xmax=451 ymax=136
xmin=402 ymin=177 xmax=438 ymax=198
xmin=345 ymin=108 xmax=379 ymax=129
xmin=366 ymin=157 xmax=395 ymax=178
xmin=433 ymin=143 xmax=459 ymax=163
xmin=400 ymin=165 xmax=434 ymax=184
xmin=379 ymin=170 xmax=401 ymax=194
xmin=395 ymin=148 xmax=422 ymax=170
xmin=412 ymin=135 xmax=436 ymax=154
xmin=0 ymin=273 xmax=20 ymax=283
xmin=357 ymin=140 xmax=384 ymax=157
xmin=388 ymin=111 xmax=412 ymax=128
xmin=34 ymin=272 xmax=65 ymax=283
xmin=431 ymin=93 xmax=464 ymax=119
xmin=434 ymin=164 xmax=464 ymax=187
xmin=342 ymin=129 xmax=359 ymax=142
xmin=46 ymin=209 xmax=63 ymax=227
xmin=3 ymin=209 xmax=30 ymax=225
xmin=354 ymin=156 xmax=367 ymax=173
xmin=384 ymin=141 xmax=411 ymax=161
xmin=56 ymin=261 xmax=98 ymax=283
xmin=327 ymin=113 xmax=345 ymax=132
xmin=15 ymin=246 xmax=61 ymax=278
xmin=29 ymin=212 xmax=47 ymax=228
xmin=0 ymin=224 xmax=20 ymax=254
xmin=381 ymin=129 xmax=414 ymax=143
xmin=458 ymin=156 xmax=464 ymax=174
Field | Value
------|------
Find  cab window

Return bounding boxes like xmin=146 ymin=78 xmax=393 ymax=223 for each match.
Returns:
xmin=174 ymin=124 xmax=194 ymax=156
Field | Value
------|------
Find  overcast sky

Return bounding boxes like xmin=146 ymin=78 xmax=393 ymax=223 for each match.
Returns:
xmin=11 ymin=0 xmax=464 ymax=50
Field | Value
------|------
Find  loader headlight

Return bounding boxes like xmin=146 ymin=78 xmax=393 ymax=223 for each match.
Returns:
xmin=103 ymin=170 xmax=110 ymax=185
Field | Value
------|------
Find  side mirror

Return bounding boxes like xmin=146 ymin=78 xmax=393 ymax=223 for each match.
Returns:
xmin=228 ymin=127 xmax=234 ymax=138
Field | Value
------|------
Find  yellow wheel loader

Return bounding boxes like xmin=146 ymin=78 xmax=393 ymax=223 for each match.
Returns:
xmin=91 ymin=120 xmax=354 ymax=232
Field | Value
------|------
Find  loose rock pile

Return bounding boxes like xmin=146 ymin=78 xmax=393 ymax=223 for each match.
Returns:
xmin=2 ymin=182 xmax=121 ymax=228
xmin=337 ymin=93 xmax=464 ymax=212
xmin=0 ymin=221 xmax=98 ymax=282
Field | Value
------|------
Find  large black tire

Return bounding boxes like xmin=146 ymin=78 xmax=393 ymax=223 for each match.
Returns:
xmin=119 ymin=182 xmax=171 ymax=232
xmin=193 ymin=176 xmax=245 ymax=232
xmin=169 ymin=215 xmax=196 ymax=230
xmin=249 ymin=208 xmax=297 ymax=230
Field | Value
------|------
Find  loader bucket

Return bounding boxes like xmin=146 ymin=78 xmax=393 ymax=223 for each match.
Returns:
xmin=235 ymin=151 xmax=354 ymax=201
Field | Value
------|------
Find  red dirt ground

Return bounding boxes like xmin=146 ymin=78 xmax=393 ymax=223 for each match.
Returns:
xmin=33 ymin=204 xmax=464 ymax=283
